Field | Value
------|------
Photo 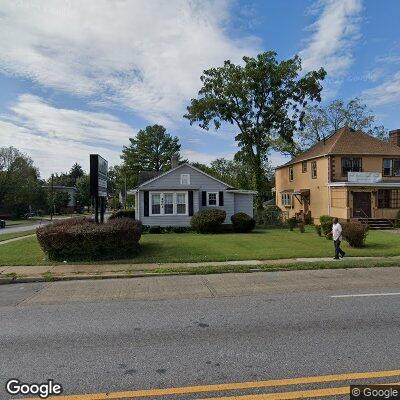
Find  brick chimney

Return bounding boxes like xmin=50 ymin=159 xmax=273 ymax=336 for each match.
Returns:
xmin=171 ymin=154 xmax=179 ymax=168
xmin=389 ymin=129 xmax=400 ymax=147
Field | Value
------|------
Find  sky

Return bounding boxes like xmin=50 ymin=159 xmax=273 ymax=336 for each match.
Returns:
xmin=0 ymin=0 xmax=399 ymax=178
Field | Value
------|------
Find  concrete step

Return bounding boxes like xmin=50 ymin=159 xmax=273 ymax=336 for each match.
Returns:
xmin=356 ymin=218 xmax=395 ymax=230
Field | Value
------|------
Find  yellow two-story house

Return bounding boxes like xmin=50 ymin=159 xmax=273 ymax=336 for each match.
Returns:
xmin=275 ymin=127 xmax=400 ymax=226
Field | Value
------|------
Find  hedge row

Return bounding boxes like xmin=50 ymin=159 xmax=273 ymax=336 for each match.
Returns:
xmin=37 ymin=217 xmax=142 ymax=261
xmin=109 ymin=209 xmax=135 ymax=220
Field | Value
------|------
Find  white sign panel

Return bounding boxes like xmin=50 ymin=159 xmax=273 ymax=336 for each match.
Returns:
xmin=348 ymin=172 xmax=382 ymax=183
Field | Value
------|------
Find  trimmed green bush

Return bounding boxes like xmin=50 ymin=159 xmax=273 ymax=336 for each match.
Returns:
xmin=342 ymin=222 xmax=368 ymax=248
xmin=142 ymin=225 xmax=192 ymax=234
xmin=171 ymin=226 xmax=192 ymax=233
xmin=256 ymin=205 xmax=283 ymax=226
xmin=315 ymin=225 xmax=322 ymax=236
xmin=109 ymin=209 xmax=135 ymax=220
xmin=231 ymin=212 xmax=256 ymax=233
xmin=288 ymin=217 xmax=297 ymax=231
xmin=191 ymin=209 xmax=226 ymax=233
xmin=319 ymin=215 xmax=333 ymax=239
xmin=395 ymin=210 xmax=400 ymax=228
xmin=37 ymin=217 xmax=142 ymax=261
xmin=148 ymin=225 xmax=163 ymax=234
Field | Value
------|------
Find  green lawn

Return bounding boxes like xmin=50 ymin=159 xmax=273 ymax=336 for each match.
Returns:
xmin=4 ymin=219 xmax=40 ymax=226
xmin=1 ymin=227 xmax=400 ymax=266
xmin=0 ymin=230 xmax=36 ymax=242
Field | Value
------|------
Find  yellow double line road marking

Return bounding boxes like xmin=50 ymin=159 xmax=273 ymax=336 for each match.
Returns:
xmin=201 ymin=382 xmax=400 ymax=400
xmin=24 ymin=369 xmax=400 ymax=400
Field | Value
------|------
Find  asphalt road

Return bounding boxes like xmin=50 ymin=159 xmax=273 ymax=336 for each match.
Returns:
xmin=0 ymin=220 xmax=49 ymax=234
xmin=1 ymin=269 xmax=400 ymax=399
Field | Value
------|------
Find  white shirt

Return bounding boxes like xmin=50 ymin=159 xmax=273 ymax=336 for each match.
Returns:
xmin=332 ymin=223 xmax=343 ymax=241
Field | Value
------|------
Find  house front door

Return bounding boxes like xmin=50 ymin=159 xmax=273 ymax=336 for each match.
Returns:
xmin=353 ymin=192 xmax=371 ymax=218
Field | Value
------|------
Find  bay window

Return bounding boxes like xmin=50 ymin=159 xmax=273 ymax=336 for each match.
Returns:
xmin=149 ymin=192 xmax=188 ymax=216
xmin=281 ymin=193 xmax=292 ymax=207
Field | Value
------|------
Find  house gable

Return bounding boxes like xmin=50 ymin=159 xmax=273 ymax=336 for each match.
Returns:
xmin=277 ymin=127 xmax=400 ymax=169
xmin=137 ymin=163 xmax=231 ymax=190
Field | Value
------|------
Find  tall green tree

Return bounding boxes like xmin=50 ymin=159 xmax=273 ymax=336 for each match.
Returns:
xmin=184 ymin=51 xmax=326 ymax=208
xmin=50 ymin=163 xmax=85 ymax=187
xmin=75 ymin=175 xmax=91 ymax=211
xmin=52 ymin=191 xmax=70 ymax=213
xmin=121 ymin=125 xmax=181 ymax=175
xmin=294 ymin=98 xmax=388 ymax=153
xmin=69 ymin=163 xmax=84 ymax=186
xmin=0 ymin=147 xmax=45 ymax=217
xmin=193 ymin=157 xmax=274 ymax=198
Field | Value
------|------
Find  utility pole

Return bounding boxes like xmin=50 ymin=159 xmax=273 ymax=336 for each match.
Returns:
xmin=50 ymin=173 xmax=54 ymax=221
xmin=124 ymin=174 xmax=127 ymax=209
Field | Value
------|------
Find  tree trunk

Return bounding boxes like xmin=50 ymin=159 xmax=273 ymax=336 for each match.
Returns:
xmin=252 ymin=150 xmax=267 ymax=212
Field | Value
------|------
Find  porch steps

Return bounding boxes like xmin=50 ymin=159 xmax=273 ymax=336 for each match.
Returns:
xmin=357 ymin=218 xmax=395 ymax=230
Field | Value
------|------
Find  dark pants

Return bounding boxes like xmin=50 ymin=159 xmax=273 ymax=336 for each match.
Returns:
xmin=334 ymin=240 xmax=345 ymax=259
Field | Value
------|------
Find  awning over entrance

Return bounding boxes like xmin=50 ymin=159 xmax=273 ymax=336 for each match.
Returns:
xmin=293 ymin=189 xmax=310 ymax=205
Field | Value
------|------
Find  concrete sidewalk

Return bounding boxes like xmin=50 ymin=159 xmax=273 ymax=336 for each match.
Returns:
xmin=1 ymin=255 xmax=399 ymax=284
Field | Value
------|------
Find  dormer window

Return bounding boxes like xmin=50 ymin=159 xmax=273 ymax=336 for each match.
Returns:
xmin=180 ymin=174 xmax=190 ymax=185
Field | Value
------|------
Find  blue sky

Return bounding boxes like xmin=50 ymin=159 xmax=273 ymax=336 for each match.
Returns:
xmin=0 ymin=0 xmax=399 ymax=178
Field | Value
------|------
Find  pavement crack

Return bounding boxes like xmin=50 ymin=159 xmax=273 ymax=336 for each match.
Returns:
xmin=16 ymin=282 xmax=53 ymax=307
xmin=201 ymin=277 xmax=217 ymax=297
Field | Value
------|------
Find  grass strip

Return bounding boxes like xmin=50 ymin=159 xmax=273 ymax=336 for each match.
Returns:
xmin=152 ymin=259 xmax=400 ymax=275
xmin=0 ymin=230 xmax=36 ymax=242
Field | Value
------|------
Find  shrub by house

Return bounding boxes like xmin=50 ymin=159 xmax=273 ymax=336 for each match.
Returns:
xmin=190 ymin=209 xmax=226 ymax=233
xmin=342 ymin=222 xmax=368 ymax=248
xmin=319 ymin=215 xmax=333 ymax=238
xmin=37 ymin=217 xmax=142 ymax=261
xmin=231 ymin=212 xmax=256 ymax=233
xmin=109 ymin=209 xmax=136 ymax=220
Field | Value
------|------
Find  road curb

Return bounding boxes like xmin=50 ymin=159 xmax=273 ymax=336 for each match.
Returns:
xmin=0 ymin=271 xmax=200 ymax=284
xmin=2 ymin=262 xmax=400 ymax=284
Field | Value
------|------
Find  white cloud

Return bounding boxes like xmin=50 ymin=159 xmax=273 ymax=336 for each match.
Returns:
xmin=0 ymin=0 xmax=259 ymax=124
xmin=362 ymin=72 xmax=400 ymax=106
xmin=0 ymin=94 xmax=135 ymax=177
xmin=300 ymin=0 xmax=362 ymax=76
xmin=181 ymin=149 xmax=235 ymax=165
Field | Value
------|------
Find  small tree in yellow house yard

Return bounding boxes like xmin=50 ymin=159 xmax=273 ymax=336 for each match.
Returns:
xmin=184 ymin=51 xmax=326 ymax=210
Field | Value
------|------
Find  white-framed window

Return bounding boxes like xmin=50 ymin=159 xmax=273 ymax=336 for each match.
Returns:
xmin=180 ymin=174 xmax=190 ymax=185
xmin=151 ymin=193 xmax=161 ymax=215
xmin=207 ymin=192 xmax=218 ymax=206
xmin=281 ymin=193 xmax=292 ymax=207
xmin=164 ymin=193 xmax=174 ymax=214
xmin=149 ymin=191 xmax=188 ymax=216
xmin=176 ymin=193 xmax=186 ymax=214
xmin=383 ymin=159 xmax=400 ymax=176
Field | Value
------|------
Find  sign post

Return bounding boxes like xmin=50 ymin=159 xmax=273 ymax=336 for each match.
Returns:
xmin=90 ymin=154 xmax=108 ymax=223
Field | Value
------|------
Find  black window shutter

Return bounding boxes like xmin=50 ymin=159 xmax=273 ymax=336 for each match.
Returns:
xmin=143 ymin=191 xmax=149 ymax=216
xmin=188 ymin=191 xmax=194 ymax=216
xmin=219 ymin=191 xmax=224 ymax=206
xmin=202 ymin=191 xmax=207 ymax=206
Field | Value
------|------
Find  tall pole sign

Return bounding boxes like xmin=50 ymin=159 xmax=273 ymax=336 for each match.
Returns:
xmin=90 ymin=154 xmax=108 ymax=223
